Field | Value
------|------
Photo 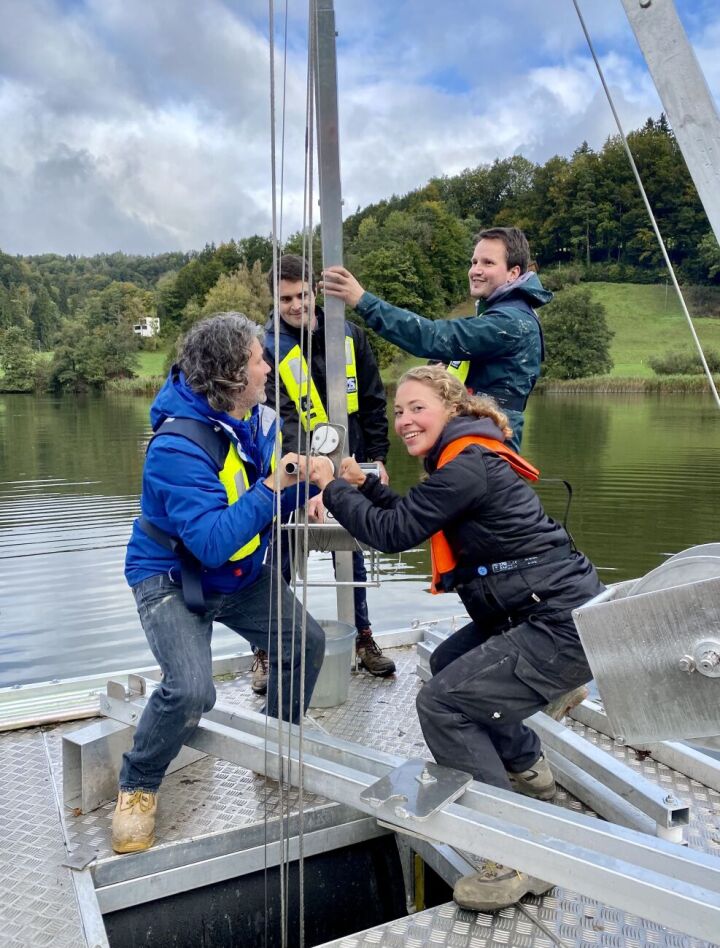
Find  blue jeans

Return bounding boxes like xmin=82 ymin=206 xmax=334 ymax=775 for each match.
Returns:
xmin=119 ymin=565 xmax=325 ymax=792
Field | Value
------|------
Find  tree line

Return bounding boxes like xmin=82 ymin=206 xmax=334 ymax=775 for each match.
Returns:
xmin=1 ymin=115 xmax=718 ymax=392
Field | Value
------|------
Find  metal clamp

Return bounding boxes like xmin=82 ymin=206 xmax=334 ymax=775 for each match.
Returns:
xmin=360 ymin=759 xmax=472 ymax=821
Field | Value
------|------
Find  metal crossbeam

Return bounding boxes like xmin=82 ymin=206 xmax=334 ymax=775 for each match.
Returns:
xmin=571 ymin=697 xmax=720 ymax=793
xmin=621 ymin=0 xmax=720 ymax=246
xmin=92 ymin=804 xmax=387 ymax=915
xmin=528 ymin=711 xmax=689 ymax=833
xmin=97 ymin=688 xmax=720 ymax=942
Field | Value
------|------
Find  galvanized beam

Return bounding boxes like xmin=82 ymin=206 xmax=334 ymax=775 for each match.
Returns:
xmin=63 ymin=718 xmax=205 ymax=814
xmin=571 ymin=697 xmax=720 ymax=793
xmin=314 ymin=0 xmax=354 ymax=626
xmin=93 ymin=804 xmax=387 ymax=915
xmin=621 ymin=0 xmax=720 ymax=246
xmin=96 ymin=691 xmax=720 ymax=942
xmin=527 ymin=711 xmax=689 ymax=835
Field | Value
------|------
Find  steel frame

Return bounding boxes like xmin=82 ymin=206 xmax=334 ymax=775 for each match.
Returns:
xmin=620 ymin=0 xmax=720 ymax=246
xmin=81 ymin=682 xmax=720 ymax=943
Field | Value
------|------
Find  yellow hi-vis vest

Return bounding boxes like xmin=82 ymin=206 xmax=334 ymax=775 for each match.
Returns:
xmin=218 ymin=434 xmax=277 ymax=562
xmin=278 ymin=336 xmax=359 ymax=432
xmin=446 ymin=360 xmax=470 ymax=384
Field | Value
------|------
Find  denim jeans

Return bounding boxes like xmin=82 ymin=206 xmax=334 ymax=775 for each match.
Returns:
xmin=119 ymin=565 xmax=325 ymax=793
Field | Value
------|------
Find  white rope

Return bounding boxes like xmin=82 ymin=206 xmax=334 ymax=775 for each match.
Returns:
xmin=573 ymin=0 xmax=720 ymax=410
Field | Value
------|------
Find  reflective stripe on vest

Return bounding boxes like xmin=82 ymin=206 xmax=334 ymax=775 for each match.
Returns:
xmin=218 ymin=440 xmax=276 ymax=562
xmin=430 ymin=436 xmax=540 ymax=594
xmin=446 ymin=360 xmax=470 ymax=384
xmin=277 ymin=337 xmax=358 ymax=432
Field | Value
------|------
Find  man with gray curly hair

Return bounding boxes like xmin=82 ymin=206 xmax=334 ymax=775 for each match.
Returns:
xmin=115 ymin=312 xmax=328 ymax=854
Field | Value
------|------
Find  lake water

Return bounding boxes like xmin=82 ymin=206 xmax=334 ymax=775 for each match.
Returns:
xmin=1 ymin=391 xmax=719 ymax=687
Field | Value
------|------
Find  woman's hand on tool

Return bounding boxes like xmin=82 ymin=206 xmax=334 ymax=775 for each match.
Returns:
xmin=338 ymin=456 xmax=366 ymax=487
xmin=310 ymin=455 xmax=336 ymax=490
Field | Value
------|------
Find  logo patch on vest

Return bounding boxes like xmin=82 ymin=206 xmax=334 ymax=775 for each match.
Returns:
xmin=346 ymin=376 xmax=357 ymax=394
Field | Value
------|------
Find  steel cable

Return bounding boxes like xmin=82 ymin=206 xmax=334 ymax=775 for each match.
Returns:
xmin=573 ymin=0 xmax=720 ymax=410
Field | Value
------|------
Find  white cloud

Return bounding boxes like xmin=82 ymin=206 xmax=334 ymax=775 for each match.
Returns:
xmin=0 ymin=0 xmax=717 ymax=255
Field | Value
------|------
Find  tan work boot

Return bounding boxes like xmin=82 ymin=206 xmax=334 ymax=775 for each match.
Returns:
xmin=251 ymin=649 xmax=269 ymax=695
xmin=111 ymin=790 xmax=157 ymax=853
xmin=453 ymin=860 xmax=553 ymax=912
xmin=543 ymin=684 xmax=589 ymax=721
xmin=356 ymin=630 xmax=396 ymax=677
xmin=507 ymin=753 xmax=556 ymax=800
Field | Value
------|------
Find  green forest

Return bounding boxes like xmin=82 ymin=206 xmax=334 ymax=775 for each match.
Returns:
xmin=1 ymin=115 xmax=719 ymax=394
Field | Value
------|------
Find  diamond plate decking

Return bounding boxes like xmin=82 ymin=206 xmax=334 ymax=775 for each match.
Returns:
xmin=2 ymin=646 xmax=719 ymax=947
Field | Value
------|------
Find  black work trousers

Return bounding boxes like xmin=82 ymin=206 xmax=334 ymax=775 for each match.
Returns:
xmin=415 ymin=612 xmax=591 ymax=790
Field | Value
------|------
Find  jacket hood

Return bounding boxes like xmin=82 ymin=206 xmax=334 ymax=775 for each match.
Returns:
xmin=479 ymin=270 xmax=553 ymax=312
xmin=150 ymin=367 xmax=265 ymax=448
xmin=425 ymin=414 xmax=506 ymax=472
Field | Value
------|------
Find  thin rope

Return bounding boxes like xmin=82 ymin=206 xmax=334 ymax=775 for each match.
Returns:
xmin=572 ymin=0 xmax=720 ymax=410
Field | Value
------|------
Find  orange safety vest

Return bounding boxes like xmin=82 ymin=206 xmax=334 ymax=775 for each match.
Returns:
xmin=430 ymin=436 xmax=540 ymax=594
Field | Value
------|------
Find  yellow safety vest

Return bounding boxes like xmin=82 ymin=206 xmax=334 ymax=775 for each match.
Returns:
xmin=446 ymin=360 xmax=470 ymax=384
xmin=218 ymin=439 xmax=277 ymax=561
xmin=278 ymin=337 xmax=359 ymax=432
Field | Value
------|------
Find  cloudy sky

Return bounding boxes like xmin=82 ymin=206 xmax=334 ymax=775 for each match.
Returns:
xmin=0 ymin=0 xmax=718 ymax=257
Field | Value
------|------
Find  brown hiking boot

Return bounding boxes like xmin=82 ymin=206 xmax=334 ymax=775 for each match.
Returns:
xmin=543 ymin=684 xmax=589 ymax=721
xmin=356 ymin=630 xmax=396 ymax=677
xmin=111 ymin=789 xmax=157 ymax=853
xmin=507 ymin=753 xmax=556 ymax=801
xmin=251 ymin=649 xmax=268 ymax=695
xmin=453 ymin=860 xmax=553 ymax=912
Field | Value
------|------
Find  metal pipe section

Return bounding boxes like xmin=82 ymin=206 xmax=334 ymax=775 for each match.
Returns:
xmin=314 ymin=0 xmax=355 ymax=625
xmin=620 ymin=0 xmax=720 ymax=247
xmin=527 ymin=712 xmax=690 ymax=829
xmin=97 ymin=691 xmax=720 ymax=942
xmin=571 ymin=697 xmax=720 ymax=793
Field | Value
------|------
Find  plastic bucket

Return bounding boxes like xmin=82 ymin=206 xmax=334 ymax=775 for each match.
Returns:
xmin=309 ymin=620 xmax=355 ymax=708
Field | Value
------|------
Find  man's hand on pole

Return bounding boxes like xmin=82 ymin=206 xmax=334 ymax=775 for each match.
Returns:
xmin=320 ymin=266 xmax=365 ymax=309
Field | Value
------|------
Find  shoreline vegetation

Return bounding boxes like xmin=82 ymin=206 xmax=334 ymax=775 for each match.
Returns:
xmin=101 ymin=373 xmax=720 ymax=398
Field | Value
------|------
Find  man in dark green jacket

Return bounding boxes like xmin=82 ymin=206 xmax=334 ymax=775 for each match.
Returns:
xmin=322 ymin=227 xmax=552 ymax=449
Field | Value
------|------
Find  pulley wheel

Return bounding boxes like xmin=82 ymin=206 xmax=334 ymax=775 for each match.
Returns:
xmin=628 ymin=555 xmax=720 ymax=597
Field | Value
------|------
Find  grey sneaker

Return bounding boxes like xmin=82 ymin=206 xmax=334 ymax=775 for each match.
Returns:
xmin=543 ymin=684 xmax=589 ymax=721
xmin=356 ymin=630 xmax=396 ymax=677
xmin=453 ymin=859 xmax=553 ymax=912
xmin=251 ymin=649 xmax=268 ymax=695
xmin=507 ymin=753 xmax=556 ymax=800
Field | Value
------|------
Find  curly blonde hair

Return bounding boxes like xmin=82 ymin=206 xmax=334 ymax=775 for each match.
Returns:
xmin=397 ymin=365 xmax=513 ymax=441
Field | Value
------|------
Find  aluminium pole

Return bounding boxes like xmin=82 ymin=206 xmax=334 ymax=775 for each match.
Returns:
xmin=620 ymin=0 xmax=720 ymax=246
xmin=314 ymin=0 xmax=354 ymax=627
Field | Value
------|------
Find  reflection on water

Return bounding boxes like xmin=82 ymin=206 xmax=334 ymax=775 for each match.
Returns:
xmin=1 ymin=391 xmax=719 ymax=687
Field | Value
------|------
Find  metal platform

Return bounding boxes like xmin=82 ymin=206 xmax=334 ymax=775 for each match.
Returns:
xmin=2 ymin=647 xmax=720 ymax=947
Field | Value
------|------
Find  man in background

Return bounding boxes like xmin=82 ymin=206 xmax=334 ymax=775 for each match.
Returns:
xmin=322 ymin=227 xmax=551 ymax=450
xmin=252 ymin=253 xmax=395 ymax=690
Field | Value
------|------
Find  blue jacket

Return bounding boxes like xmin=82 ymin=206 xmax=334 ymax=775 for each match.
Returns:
xmin=125 ymin=369 xmax=305 ymax=594
xmin=354 ymin=272 xmax=552 ymax=449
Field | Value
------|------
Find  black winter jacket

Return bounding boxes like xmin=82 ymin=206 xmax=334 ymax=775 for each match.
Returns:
xmin=323 ymin=416 xmax=603 ymax=627
xmin=264 ymin=308 xmax=390 ymax=463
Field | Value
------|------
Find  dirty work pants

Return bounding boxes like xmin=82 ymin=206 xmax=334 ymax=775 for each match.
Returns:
xmin=415 ymin=614 xmax=591 ymax=791
xmin=119 ymin=565 xmax=325 ymax=793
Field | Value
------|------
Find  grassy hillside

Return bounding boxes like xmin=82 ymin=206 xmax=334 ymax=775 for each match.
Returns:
xmin=589 ymin=282 xmax=720 ymax=378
